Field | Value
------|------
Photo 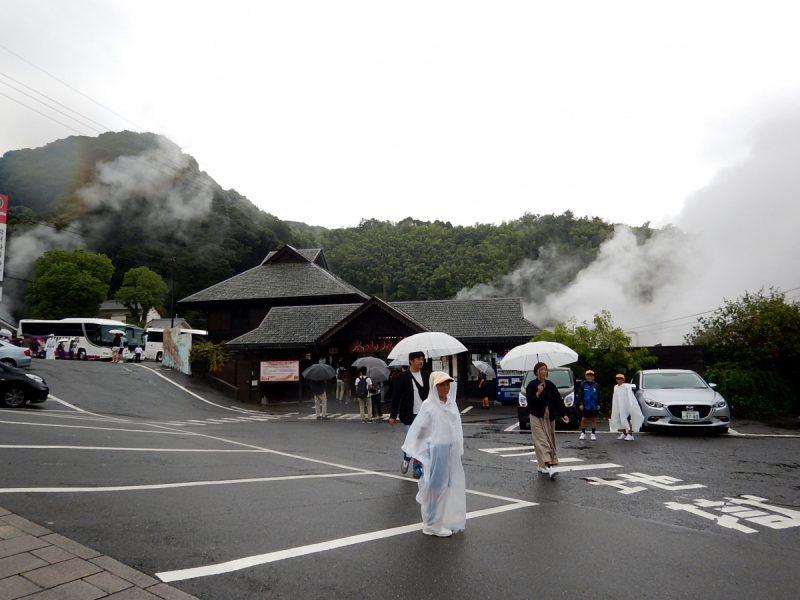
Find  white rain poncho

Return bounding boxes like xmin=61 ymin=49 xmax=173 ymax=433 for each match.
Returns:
xmin=401 ymin=372 xmax=466 ymax=533
xmin=44 ymin=335 xmax=57 ymax=360
xmin=610 ymin=382 xmax=645 ymax=432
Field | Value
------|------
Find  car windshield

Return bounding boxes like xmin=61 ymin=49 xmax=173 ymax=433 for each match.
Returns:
xmin=643 ymin=372 xmax=707 ymax=390
xmin=522 ymin=369 xmax=573 ymax=389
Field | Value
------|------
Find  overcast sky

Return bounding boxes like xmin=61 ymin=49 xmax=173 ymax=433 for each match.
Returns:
xmin=3 ymin=1 xmax=800 ymax=230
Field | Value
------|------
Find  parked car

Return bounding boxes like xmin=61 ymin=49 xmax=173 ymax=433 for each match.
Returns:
xmin=517 ymin=367 xmax=578 ymax=430
xmin=0 ymin=362 xmax=49 ymax=408
xmin=0 ymin=339 xmax=32 ymax=368
xmin=631 ymin=369 xmax=731 ymax=433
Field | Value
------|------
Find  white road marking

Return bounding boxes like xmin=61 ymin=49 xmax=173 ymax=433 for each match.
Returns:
xmin=504 ymin=423 xmax=520 ymax=432
xmin=549 ymin=463 xmax=621 ymax=473
xmin=480 ymin=445 xmax=535 ymax=454
xmin=156 ymin=500 xmax=537 ymax=583
xmin=0 ymin=420 xmax=201 ymax=435
xmin=0 ymin=445 xmax=268 ymax=452
xmin=0 ymin=472 xmax=370 ymax=494
xmin=46 ymin=395 xmax=130 ymax=422
xmin=461 ymin=406 xmax=473 ymax=414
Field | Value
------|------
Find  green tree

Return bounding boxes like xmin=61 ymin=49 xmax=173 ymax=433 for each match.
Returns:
xmin=686 ymin=289 xmax=800 ymax=416
xmin=25 ymin=249 xmax=114 ymax=318
xmin=534 ymin=311 xmax=656 ymax=405
xmin=115 ymin=266 xmax=169 ymax=326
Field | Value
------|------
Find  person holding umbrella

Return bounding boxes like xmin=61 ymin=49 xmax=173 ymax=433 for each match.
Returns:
xmin=301 ymin=364 xmax=336 ymax=420
xmin=390 ymin=351 xmax=430 ymax=475
xmin=525 ymin=362 xmax=569 ymax=479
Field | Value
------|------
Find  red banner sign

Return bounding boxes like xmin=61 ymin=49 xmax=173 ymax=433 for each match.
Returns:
xmin=349 ymin=339 xmax=397 ymax=353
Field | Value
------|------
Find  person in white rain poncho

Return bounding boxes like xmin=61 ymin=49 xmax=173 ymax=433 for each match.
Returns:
xmin=610 ymin=374 xmax=645 ymax=441
xmin=44 ymin=334 xmax=57 ymax=360
xmin=401 ymin=371 xmax=466 ymax=538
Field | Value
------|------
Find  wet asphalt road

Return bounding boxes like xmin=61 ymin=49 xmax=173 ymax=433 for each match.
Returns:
xmin=0 ymin=359 xmax=798 ymax=599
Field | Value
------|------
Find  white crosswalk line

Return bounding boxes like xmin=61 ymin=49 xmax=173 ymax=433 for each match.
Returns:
xmin=550 ymin=463 xmax=622 ymax=473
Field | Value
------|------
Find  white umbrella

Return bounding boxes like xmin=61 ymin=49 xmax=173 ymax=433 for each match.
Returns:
xmin=0 ymin=329 xmax=12 ymax=337
xmin=388 ymin=358 xmax=408 ymax=368
xmin=108 ymin=329 xmax=126 ymax=335
xmin=472 ymin=360 xmax=496 ymax=379
xmin=352 ymin=357 xmax=388 ymax=369
xmin=387 ymin=331 xmax=467 ymax=360
xmin=499 ymin=341 xmax=578 ymax=372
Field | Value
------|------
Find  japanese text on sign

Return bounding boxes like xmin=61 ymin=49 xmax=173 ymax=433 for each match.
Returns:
xmin=260 ymin=361 xmax=299 ymax=382
xmin=350 ymin=340 xmax=395 ymax=353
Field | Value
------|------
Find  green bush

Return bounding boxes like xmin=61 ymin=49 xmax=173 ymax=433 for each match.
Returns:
xmin=704 ymin=363 xmax=796 ymax=419
xmin=189 ymin=342 xmax=230 ymax=373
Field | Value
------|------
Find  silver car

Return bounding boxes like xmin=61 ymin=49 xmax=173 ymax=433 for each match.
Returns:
xmin=631 ymin=369 xmax=731 ymax=433
xmin=0 ymin=340 xmax=32 ymax=368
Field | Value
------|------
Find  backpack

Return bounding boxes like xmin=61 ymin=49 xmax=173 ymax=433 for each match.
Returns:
xmin=356 ymin=376 xmax=369 ymax=398
xmin=336 ymin=368 xmax=346 ymax=381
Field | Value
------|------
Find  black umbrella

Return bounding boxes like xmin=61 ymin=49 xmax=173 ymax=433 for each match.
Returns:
xmin=302 ymin=364 xmax=336 ymax=381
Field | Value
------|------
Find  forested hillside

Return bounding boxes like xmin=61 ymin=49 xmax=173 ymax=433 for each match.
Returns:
xmin=1 ymin=131 xmax=650 ymax=323
xmin=0 ymin=132 xmax=294 ymax=322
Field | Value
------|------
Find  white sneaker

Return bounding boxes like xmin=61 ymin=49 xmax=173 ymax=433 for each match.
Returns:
xmin=422 ymin=525 xmax=453 ymax=537
xmin=579 ymin=432 xmax=586 ymax=441
xmin=547 ymin=466 xmax=559 ymax=479
xmin=590 ymin=433 xmax=597 ymax=441
xmin=401 ymin=459 xmax=410 ymax=474
xmin=618 ymin=433 xmax=626 ymax=440
xmin=537 ymin=466 xmax=548 ymax=474
xmin=625 ymin=434 xmax=634 ymax=441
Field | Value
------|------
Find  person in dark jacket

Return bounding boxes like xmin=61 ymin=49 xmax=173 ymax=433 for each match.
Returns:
xmin=577 ymin=369 xmax=600 ymax=441
xmin=390 ymin=351 xmax=430 ymax=475
xmin=525 ymin=361 xmax=569 ymax=479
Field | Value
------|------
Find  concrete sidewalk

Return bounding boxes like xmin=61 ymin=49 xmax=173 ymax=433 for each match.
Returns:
xmin=0 ymin=506 xmax=199 ymax=600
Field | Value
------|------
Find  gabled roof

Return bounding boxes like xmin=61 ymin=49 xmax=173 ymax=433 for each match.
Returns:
xmin=179 ymin=253 xmax=366 ymax=305
xmin=262 ymin=247 xmax=327 ymax=269
xmin=226 ymin=304 xmax=361 ymax=349
xmin=318 ymin=296 xmax=427 ymax=343
xmin=390 ymin=298 xmax=540 ymax=343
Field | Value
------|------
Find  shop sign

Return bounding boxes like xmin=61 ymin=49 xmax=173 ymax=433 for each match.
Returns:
xmin=260 ymin=360 xmax=299 ymax=382
xmin=350 ymin=339 xmax=396 ymax=353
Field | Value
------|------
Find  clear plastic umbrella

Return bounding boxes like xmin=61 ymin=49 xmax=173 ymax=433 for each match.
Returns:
xmin=387 ymin=331 xmax=467 ymax=360
xmin=366 ymin=366 xmax=391 ymax=383
xmin=351 ymin=357 xmax=388 ymax=369
xmin=472 ymin=360 xmax=496 ymax=379
xmin=499 ymin=341 xmax=578 ymax=372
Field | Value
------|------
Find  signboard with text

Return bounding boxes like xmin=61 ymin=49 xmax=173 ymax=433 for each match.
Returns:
xmin=260 ymin=360 xmax=300 ymax=382
xmin=349 ymin=339 xmax=396 ymax=353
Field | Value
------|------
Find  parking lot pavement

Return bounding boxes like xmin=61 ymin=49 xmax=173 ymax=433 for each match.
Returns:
xmin=0 ymin=506 xmax=199 ymax=600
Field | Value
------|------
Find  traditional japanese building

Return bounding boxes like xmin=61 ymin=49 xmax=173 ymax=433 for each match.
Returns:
xmin=179 ymin=245 xmax=540 ymax=403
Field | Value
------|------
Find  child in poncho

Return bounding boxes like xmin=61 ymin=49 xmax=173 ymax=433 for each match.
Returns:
xmin=610 ymin=374 xmax=645 ymax=441
xmin=401 ymin=371 xmax=466 ymax=538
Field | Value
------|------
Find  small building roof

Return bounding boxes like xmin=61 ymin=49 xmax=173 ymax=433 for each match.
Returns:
xmin=226 ymin=297 xmax=539 ymax=349
xmin=179 ymin=249 xmax=367 ymax=306
xmin=390 ymin=298 xmax=540 ymax=344
xmin=226 ymin=304 xmax=361 ymax=349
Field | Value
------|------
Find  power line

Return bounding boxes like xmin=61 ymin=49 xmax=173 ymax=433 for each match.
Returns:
xmin=0 ymin=42 xmax=144 ymax=130
xmin=0 ymin=91 xmax=84 ymax=135
xmin=623 ymin=285 xmax=800 ymax=331
xmin=0 ymin=70 xmax=115 ymax=131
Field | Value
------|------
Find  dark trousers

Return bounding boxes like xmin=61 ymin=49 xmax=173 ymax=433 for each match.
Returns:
xmin=371 ymin=395 xmax=382 ymax=416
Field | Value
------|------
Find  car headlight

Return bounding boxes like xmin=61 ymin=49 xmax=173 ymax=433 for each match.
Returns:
xmin=644 ymin=398 xmax=665 ymax=408
xmin=26 ymin=374 xmax=44 ymax=383
xmin=563 ymin=392 xmax=574 ymax=407
xmin=712 ymin=399 xmax=727 ymax=409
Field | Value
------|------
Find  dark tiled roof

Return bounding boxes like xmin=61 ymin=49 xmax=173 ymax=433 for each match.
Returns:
xmin=226 ymin=304 xmax=361 ymax=348
xmin=263 ymin=248 xmax=323 ymax=264
xmin=179 ymin=262 xmax=368 ymax=304
xmin=390 ymin=298 xmax=540 ymax=342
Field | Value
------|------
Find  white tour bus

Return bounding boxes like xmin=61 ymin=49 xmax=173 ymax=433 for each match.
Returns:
xmin=143 ymin=328 xmax=207 ymax=362
xmin=18 ymin=318 xmax=146 ymax=361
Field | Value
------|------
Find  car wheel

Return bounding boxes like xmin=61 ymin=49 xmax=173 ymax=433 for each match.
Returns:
xmin=1 ymin=385 xmax=28 ymax=408
xmin=78 ymin=349 xmax=87 ymax=360
xmin=156 ymin=352 xmax=163 ymax=363
xmin=0 ymin=358 xmax=16 ymax=367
